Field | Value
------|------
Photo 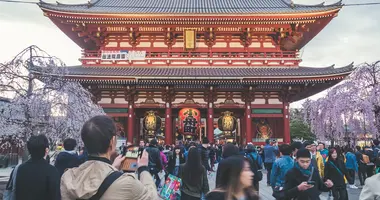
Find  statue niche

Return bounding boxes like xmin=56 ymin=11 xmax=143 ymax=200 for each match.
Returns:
xmin=255 ymin=119 xmax=273 ymax=139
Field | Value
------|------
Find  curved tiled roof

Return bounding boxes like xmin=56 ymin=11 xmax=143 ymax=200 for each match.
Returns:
xmin=58 ymin=64 xmax=354 ymax=78
xmin=38 ymin=0 xmax=342 ymax=14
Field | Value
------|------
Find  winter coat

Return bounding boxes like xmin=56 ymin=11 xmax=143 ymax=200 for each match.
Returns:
xmin=270 ymin=155 xmax=294 ymax=187
xmin=345 ymin=152 xmax=358 ymax=171
xmin=54 ymin=151 xmax=81 ymax=177
xmin=145 ymin=145 xmax=163 ymax=171
xmin=263 ymin=144 xmax=276 ymax=163
xmin=15 ymin=158 xmax=60 ymax=200
xmin=60 ymin=156 xmax=158 ymax=200
xmin=179 ymin=164 xmax=209 ymax=198
xmin=199 ymin=145 xmax=211 ymax=171
xmin=324 ymin=159 xmax=351 ymax=187
xmin=160 ymin=151 xmax=168 ymax=170
xmin=313 ymin=151 xmax=325 ymax=178
xmin=359 ymin=173 xmax=380 ymax=200
xmin=284 ymin=166 xmax=330 ymax=200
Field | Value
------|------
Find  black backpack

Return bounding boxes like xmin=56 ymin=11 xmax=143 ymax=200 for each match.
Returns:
xmin=247 ymin=154 xmax=263 ymax=182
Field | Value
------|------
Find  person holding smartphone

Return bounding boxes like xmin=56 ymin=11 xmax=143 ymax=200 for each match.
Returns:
xmin=283 ymin=148 xmax=334 ymax=200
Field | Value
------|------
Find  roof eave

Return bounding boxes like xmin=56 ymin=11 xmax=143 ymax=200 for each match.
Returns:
xmin=35 ymin=71 xmax=352 ymax=80
xmin=39 ymin=6 xmax=342 ymax=18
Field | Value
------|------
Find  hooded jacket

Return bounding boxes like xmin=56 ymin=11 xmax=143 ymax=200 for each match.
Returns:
xmin=60 ymin=157 xmax=158 ymax=200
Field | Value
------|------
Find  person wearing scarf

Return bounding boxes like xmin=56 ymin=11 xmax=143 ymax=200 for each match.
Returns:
xmin=324 ymin=148 xmax=351 ymax=200
xmin=283 ymin=148 xmax=334 ymax=200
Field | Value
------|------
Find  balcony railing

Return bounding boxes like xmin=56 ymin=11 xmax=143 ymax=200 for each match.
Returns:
xmin=81 ymin=50 xmax=299 ymax=60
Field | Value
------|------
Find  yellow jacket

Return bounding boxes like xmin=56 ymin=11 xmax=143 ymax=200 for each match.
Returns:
xmin=315 ymin=151 xmax=325 ymax=178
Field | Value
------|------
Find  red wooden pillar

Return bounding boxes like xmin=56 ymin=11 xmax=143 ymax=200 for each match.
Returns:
xmin=241 ymin=114 xmax=246 ymax=144
xmin=245 ymin=102 xmax=252 ymax=144
xmin=165 ymin=102 xmax=173 ymax=145
xmin=127 ymin=104 xmax=135 ymax=143
xmin=283 ymin=102 xmax=291 ymax=144
xmin=207 ymin=102 xmax=214 ymax=143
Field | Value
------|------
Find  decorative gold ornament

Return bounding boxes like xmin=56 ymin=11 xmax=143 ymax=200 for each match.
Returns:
xmin=218 ymin=111 xmax=237 ymax=138
xmin=143 ymin=111 xmax=162 ymax=136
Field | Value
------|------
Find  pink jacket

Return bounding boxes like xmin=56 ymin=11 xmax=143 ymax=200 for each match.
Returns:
xmin=160 ymin=151 xmax=168 ymax=169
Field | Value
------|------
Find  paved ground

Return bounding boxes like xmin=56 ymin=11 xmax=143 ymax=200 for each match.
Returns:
xmin=208 ymin=164 xmax=362 ymax=200
xmin=257 ymin=173 xmax=362 ymax=200
xmin=0 ymin=166 xmax=363 ymax=200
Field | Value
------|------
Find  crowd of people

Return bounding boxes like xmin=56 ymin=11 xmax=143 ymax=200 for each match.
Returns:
xmin=3 ymin=114 xmax=380 ymax=200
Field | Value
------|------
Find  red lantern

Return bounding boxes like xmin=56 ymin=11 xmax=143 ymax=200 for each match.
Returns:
xmin=178 ymin=108 xmax=201 ymax=135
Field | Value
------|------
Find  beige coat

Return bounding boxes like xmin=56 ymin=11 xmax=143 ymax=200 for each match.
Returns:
xmin=60 ymin=160 xmax=158 ymax=200
xmin=359 ymin=173 xmax=380 ymax=200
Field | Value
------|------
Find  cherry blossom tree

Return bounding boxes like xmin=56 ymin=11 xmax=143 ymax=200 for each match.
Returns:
xmin=0 ymin=46 xmax=105 ymax=150
xmin=303 ymin=61 xmax=380 ymax=143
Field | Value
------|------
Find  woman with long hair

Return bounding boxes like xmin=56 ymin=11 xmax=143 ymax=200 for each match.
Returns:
xmin=207 ymin=156 xmax=259 ymax=200
xmin=178 ymin=147 xmax=209 ymax=200
xmin=167 ymin=146 xmax=185 ymax=176
xmin=324 ymin=148 xmax=351 ymax=200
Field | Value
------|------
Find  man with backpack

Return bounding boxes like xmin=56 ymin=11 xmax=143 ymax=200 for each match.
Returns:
xmin=60 ymin=115 xmax=157 ymax=200
xmin=364 ymin=146 xmax=375 ymax=177
xmin=270 ymin=144 xmax=294 ymax=200
xmin=355 ymin=146 xmax=367 ymax=186
xmin=246 ymin=144 xmax=263 ymax=191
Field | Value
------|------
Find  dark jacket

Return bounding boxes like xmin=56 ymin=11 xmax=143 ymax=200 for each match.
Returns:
xmin=206 ymin=190 xmax=259 ymax=200
xmin=324 ymin=159 xmax=351 ymax=187
xmin=284 ymin=167 xmax=329 ymax=200
xmin=199 ymin=145 xmax=211 ymax=171
xmin=179 ymin=164 xmax=209 ymax=198
xmin=167 ymin=153 xmax=185 ymax=175
xmin=145 ymin=145 xmax=163 ymax=171
xmin=15 ymin=158 xmax=60 ymax=200
xmin=54 ymin=151 xmax=81 ymax=177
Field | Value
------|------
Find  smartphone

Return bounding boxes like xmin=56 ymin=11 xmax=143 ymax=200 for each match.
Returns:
xmin=307 ymin=181 xmax=316 ymax=185
xmin=121 ymin=146 xmax=140 ymax=172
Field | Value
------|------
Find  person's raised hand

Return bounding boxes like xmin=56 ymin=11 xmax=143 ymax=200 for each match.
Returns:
xmin=112 ymin=155 xmax=126 ymax=170
xmin=138 ymin=150 xmax=149 ymax=167
xmin=297 ymin=182 xmax=313 ymax=191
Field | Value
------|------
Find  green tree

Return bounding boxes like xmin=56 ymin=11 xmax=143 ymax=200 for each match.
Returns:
xmin=290 ymin=119 xmax=315 ymax=141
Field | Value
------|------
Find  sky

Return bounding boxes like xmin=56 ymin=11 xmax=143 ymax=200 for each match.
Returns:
xmin=0 ymin=0 xmax=379 ymax=107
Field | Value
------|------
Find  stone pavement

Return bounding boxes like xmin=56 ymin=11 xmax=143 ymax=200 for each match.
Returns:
xmin=0 ymin=165 xmax=364 ymax=200
xmin=207 ymin=164 xmax=362 ymax=200
xmin=257 ymin=174 xmax=362 ymax=200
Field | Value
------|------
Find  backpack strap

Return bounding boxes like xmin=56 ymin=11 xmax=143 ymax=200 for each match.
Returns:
xmin=89 ymin=171 xmax=123 ymax=200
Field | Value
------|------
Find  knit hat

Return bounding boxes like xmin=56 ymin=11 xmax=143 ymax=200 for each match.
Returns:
xmin=296 ymin=148 xmax=311 ymax=159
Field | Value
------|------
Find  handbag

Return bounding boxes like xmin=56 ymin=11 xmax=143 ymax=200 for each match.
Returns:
xmin=3 ymin=165 xmax=19 ymax=200
xmin=159 ymin=174 xmax=182 ymax=200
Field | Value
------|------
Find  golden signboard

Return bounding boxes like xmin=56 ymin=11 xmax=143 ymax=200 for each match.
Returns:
xmin=184 ymin=29 xmax=196 ymax=50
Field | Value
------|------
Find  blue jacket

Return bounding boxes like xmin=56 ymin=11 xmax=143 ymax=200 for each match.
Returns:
xmin=270 ymin=155 xmax=294 ymax=187
xmin=345 ymin=152 xmax=358 ymax=171
xmin=263 ymin=144 xmax=277 ymax=163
